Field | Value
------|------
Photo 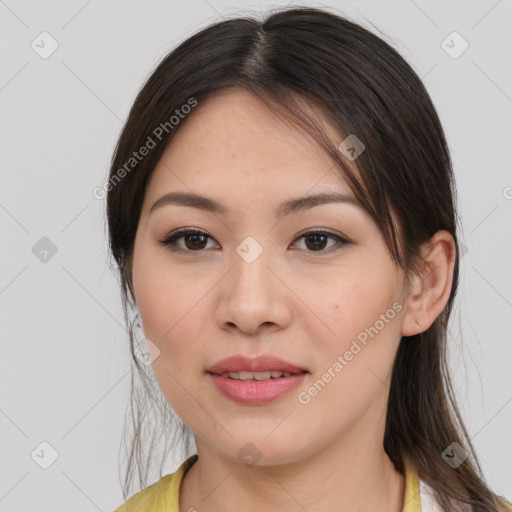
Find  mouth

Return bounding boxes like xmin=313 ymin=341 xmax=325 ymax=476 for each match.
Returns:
xmin=206 ymin=353 xmax=309 ymax=379
xmin=206 ymin=354 xmax=309 ymax=404
xmin=207 ymin=369 xmax=309 ymax=405
xmin=211 ymin=370 xmax=308 ymax=381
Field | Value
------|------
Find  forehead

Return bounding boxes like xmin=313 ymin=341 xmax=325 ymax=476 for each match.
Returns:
xmin=143 ymin=88 xmax=359 ymax=206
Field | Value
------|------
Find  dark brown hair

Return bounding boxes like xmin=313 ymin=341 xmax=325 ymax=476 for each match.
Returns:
xmin=106 ymin=6 xmax=510 ymax=511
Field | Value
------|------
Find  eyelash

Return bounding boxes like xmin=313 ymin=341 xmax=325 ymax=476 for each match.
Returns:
xmin=158 ymin=228 xmax=350 ymax=255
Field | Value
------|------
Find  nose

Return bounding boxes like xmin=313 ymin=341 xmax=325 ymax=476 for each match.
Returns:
xmin=215 ymin=242 xmax=292 ymax=336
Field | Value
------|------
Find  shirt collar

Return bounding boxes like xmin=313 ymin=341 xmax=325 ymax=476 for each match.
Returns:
xmin=403 ymin=456 xmax=423 ymax=511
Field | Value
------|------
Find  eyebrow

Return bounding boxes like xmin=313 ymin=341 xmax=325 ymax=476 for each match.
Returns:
xmin=149 ymin=191 xmax=362 ymax=217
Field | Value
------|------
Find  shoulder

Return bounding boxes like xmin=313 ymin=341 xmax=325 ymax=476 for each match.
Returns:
xmin=112 ymin=454 xmax=198 ymax=512
xmin=499 ymin=497 xmax=512 ymax=512
xmin=419 ymin=479 xmax=512 ymax=512
xmin=113 ymin=473 xmax=175 ymax=512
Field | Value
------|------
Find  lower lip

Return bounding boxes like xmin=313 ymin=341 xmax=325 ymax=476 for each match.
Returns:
xmin=208 ymin=372 xmax=308 ymax=405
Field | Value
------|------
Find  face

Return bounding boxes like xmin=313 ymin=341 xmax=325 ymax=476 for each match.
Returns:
xmin=132 ymin=88 xmax=410 ymax=466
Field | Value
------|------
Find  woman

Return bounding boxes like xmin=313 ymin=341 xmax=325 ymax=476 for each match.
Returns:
xmin=107 ymin=6 xmax=511 ymax=512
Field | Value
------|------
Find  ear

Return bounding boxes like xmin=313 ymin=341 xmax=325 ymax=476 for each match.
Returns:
xmin=401 ymin=230 xmax=456 ymax=337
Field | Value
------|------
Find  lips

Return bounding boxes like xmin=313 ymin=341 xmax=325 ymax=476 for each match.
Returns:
xmin=207 ymin=354 xmax=308 ymax=375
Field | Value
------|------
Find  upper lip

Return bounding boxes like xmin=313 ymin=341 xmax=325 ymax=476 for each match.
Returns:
xmin=207 ymin=354 xmax=308 ymax=374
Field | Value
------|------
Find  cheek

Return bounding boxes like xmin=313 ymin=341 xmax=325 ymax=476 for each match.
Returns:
xmin=138 ymin=280 xmax=206 ymax=353
xmin=314 ymin=277 xmax=381 ymax=339
xmin=312 ymin=275 xmax=402 ymax=374
xmin=132 ymin=254 xmax=209 ymax=410
xmin=141 ymin=300 xmax=208 ymax=421
xmin=297 ymin=284 xmax=401 ymax=431
xmin=133 ymin=240 xmax=197 ymax=334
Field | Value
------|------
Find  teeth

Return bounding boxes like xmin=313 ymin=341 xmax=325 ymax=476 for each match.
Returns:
xmin=221 ymin=371 xmax=294 ymax=380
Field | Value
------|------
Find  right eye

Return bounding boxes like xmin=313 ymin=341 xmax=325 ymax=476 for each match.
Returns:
xmin=159 ymin=228 xmax=219 ymax=253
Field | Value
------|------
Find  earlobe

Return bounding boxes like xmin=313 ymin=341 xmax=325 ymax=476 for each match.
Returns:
xmin=400 ymin=230 xmax=456 ymax=337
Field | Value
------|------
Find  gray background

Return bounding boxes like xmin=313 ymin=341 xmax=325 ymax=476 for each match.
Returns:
xmin=1 ymin=0 xmax=511 ymax=510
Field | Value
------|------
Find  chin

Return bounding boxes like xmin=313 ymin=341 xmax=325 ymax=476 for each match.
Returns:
xmin=211 ymin=437 xmax=309 ymax=468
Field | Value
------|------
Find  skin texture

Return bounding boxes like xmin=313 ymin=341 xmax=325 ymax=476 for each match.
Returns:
xmin=131 ymin=88 xmax=456 ymax=512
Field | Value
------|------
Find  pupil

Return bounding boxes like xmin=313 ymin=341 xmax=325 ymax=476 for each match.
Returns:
xmin=186 ymin=234 xmax=206 ymax=250
xmin=306 ymin=234 xmax=326 ymax=251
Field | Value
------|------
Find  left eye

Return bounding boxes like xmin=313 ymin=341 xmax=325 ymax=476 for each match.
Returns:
xmin=293 ymin=230 xmax=348 ymax=252
xmin=159 ymin=228 xmax=349 ymax=254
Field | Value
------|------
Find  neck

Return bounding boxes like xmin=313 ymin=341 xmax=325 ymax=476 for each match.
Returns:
xmin=179 ymin=439 xmax=405 ymax=512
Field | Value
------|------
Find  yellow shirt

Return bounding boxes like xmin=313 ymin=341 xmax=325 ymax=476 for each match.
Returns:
xmin=113 ymin=454 xmax=508 ymax=512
